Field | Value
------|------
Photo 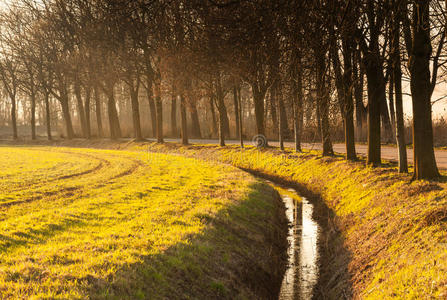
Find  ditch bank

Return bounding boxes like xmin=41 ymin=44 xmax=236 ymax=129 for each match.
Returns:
xmin=142 ymin=142 xmax=447 ymax=299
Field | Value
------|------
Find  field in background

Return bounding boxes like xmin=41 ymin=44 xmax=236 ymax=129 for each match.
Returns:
xmin=0 ymin=146 xmax=286 ymax=299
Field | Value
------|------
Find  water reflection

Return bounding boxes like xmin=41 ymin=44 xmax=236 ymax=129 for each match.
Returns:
xmin=299 ymin=197 xmax=319 ymax=299
xmin=277 ymin=188 xmax=320 ymax=300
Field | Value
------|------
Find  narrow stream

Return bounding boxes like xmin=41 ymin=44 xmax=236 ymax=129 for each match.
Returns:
xmin=270 ymin=183 xmax=321 ymax=300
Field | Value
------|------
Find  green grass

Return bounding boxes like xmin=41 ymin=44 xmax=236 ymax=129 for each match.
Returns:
xmin=141 ymin=142 xmax=447 ymax=299
xmin=0 ymin=146 xmax=286 ymax=299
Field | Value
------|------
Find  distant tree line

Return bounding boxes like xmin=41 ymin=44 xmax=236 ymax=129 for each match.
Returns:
xmin=0 ymin=0 xmax=446 ymax=180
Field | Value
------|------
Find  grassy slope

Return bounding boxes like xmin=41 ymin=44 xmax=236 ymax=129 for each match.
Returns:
xmin=0 ymin=146 xmax=287 ymax=299
xmin=141 ymin=142 xmax=447 ymax=299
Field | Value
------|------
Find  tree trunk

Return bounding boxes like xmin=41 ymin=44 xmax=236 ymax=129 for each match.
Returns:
xmin=171 ymin=90 xmax=177 ymax=137
xmin=252 ymin=87 xmax=267 ymax=146
xmin=363 ymin=49 xmax=384 ymax=166
xmin=388 ymin=71 xmax=396 ymax=133
xmin=219 ymin=99 xmax=230 ymax=138
xmin=238 ymin=88 xmax=244 ymax=148
xmin=393 ymin=44 xmax=408 ymax=173
xmin=60 ymin=96 xmax=74 ymax=139
xmin=94 ymin=85 xmax=103 ymax=138
xmin=130 ymin=88 xmax=143 ymax=141
xmin=44 ymin=92 xmax=52 ymax=140
xmin=278 ymin=85 xmax=285 ymax=151
xmin=218 ymin=104 xmax=225 ymax=147
xmin=354 ymin=48 xmax=366 ymax=141
xmin=106 ymin=89 xmax=121 ymax=140
xmin=342 ymin=41 xmax=357 ymax=160
xmin=278 ymin=94 xmax=289 ymax=138
xmin=154 ymin=80 xmax=163 ymax=143
xmin=316 ymin=97 xmax=322 ymax=140
xmin=146 ymin=77 xmax=157 ymax=138
xmin=85 ymin=87 xmax=91 ymax=139
xmin=380 ymin=92 xmax=393 ymax=143
xmin=233 ymin=86 xmax=240 ymax=139
xmin=216 ymin=83 xmax=226 ymax=147
xmin=293 ymin=59 xmax=304 ymax=152
xmin=409 ymin=0 xmax=439 ymax=179
xmin=269 ymin=89 xmax=278 ymax=136
xmin=392 ymin=0 xmax=408 ymax=173
xmin=209 ymin=96 xmax=218 ymax=137
xmin=11 ymin=96 xmax=17 ymax=140
xmin=316 ymin=52 xmax=333 ymax=156
xmin=30 ymin=93 xmax=36 ymax=140
xmin=74 ymin=82 xmax=88 ymax=138
xmin=189 ymin=101 xmax=202 ymax=138
xmin=84 ymin=87 xmax=92 ymax=139
xmin=180 ymin=95 xmax=188 ymax=145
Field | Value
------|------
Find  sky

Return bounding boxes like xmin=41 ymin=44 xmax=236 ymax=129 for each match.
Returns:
xmin=403 ymin=80 xmax=447 ymax=120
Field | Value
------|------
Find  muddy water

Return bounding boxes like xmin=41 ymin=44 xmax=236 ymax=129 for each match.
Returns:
xmin=273 ymin=185 xmax=321 ymax=300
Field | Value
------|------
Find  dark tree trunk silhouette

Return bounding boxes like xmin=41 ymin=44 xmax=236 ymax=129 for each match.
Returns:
xmin=216 ymin=78 xmax=226 ymax=146
xmin=393 ymin=40 xmax=408 ymax=173
xmin=237 ymin=87 xmax=244 ymax=148
xmin=154 ymin=79 xmax=163 ymax=143
xmin=277 ymin=84 xmax=285 ymax=151
xmin=364 ymin=59 xmax=383 ymax=166
xmin=331 ymin=34 xmax=357 ymax=160
xmin=145 ymin=76 xmax=157 ymax=138
xmin=269 ymin=89 xmax=278 ymax=136
xmin=180 ymin=94 xmax=188 ymax=145
xmin=388 ymin=71 xmax=396 ymax=133
xmin=30 ymin=92 xmax=36 ymax=140
xmin=360 ymin=31 xmax=384 ymax=165
xmin=130 ymin=87 xmax=142 ymax=141
xmin=315 ymin=49 xmax=333 ymax=156
xmin=11 ymin=95 xmax=17 ymax=140
xmin=94 ymin=85 xmax=103 ymax=138
xmin=233 ymin=86 xmax=240 ymax=139
xmin=380 ymin=91 xmax=393 ymax=143
xmin=209 ymin=96 xmax=218 ymax=137
xmin=171 ymin=85 xmax=177 ymax=137
xmin=277 ymin=89 xmax=289 ymax=139
xmin=342 ymin=41 xmax=357 ymax=160
xmin=60 ymin=95 xmax=74 ymax=139
xmin=84 ymin=86 xmax=91 ymax=139
xmin=292 ymin=54 xmax=304 ymax=152
xmin=252 ymin=86 xmax=268 ymax=146
xmin=44 ymin=91 xmax=52 ymax=140
xmin=392 ymin=0 xmax=407 ymax=173
xmin=353 ymin=48 xmax=366 ymax=141
xmin=105 ymin=87 xmax=121 ymax=140
xmin=408 ymin=0 xmax=439 ymax=179
xmin=74 ymin=81 xmax=88 ymax=138
xmin=189 ymin=101 xmax=201 ymax=138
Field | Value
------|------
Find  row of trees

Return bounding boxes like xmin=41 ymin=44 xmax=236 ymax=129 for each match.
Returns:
xmin=0 ymin=0 xmax=445 ymax=180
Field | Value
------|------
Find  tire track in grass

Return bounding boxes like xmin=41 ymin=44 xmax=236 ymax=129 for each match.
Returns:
xmin=3 ymin=162 xmax=102 ymax=194
xmin=0 ymin=150 xmax=149 ymax=254
xmin=4 ymin=151 xmax=110 ymax=194
xmin=0 ymin=150 xmax=144 ymax=208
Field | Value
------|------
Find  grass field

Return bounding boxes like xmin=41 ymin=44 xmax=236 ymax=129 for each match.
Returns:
xmin=0 ymin=146 xmax=286 ymax=299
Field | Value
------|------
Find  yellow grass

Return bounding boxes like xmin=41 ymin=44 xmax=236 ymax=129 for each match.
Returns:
xmin=143 ymin=142 xmax=447 ymax=299
xmin=0 ymin=146 xmax=286 ymax=299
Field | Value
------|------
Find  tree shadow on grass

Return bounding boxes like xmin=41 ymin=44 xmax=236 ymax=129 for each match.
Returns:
xmin=83 ymin=182 xmax=288 ymax=300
